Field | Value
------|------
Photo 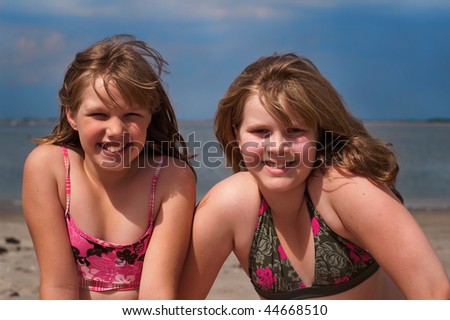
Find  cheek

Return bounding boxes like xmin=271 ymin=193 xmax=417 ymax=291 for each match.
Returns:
xmin=129 ymin=122 xmax=150 ymax=139
xmin=77 ymin=123 xmax=101 ymax=141
xmin=302 ymin=141 xmax=318 ymax=168
xmin=240 ymin=141 xmax=264 ymax=167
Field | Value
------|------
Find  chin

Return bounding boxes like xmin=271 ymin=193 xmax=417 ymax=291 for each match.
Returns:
xmin=252 ymin=175 xmax=300 ymax=193
xmin=98 ymin=147 xmax=143 ymax=170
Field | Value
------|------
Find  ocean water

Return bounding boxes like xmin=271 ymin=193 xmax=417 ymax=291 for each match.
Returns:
xmin=1 ymin=120 xmax=449 ymax=214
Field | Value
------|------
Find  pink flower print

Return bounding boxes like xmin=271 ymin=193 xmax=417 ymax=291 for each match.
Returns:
xmin=335 ymin=276 xmax=350 ymax=284
xmin=359 ymin=251 xmax=371 ymax=263
xmin=134 ymin=241 xmax=145 ymax=254
xmin=298 ymin=282 xmax=306 ymax=289
xmin=80 ymin=264 xmax=101 ymax=281
xmin=311 ymin=216 xmax=320 ymax=236
xmin=115 ymin=258 xmax=127 ymax=268
xmin=346 ymin=242 xmax=371 ymax=264
xmin=278 ymin=244 xmax=287 ymax=260
xmin=256 ymin=267 xmax=277 ymax=290
xmin=346 ymin=243 xmax=360 ymax=263
xmin=115 ymin=273 xmax=136 ymax=284
xmin=259 ymin=199 xmax=268 ymax=215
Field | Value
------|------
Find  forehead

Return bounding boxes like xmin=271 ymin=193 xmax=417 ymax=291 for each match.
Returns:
xmin=80 ymin=77 xmax=142 ymax=110
xmin=80 ymin=77 xmax=114 ymax=98
xmin=241 ymin=94 xmax=308 ymax=127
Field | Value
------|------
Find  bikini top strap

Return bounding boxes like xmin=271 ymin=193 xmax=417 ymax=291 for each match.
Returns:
xmin=61 ymin=144 xmax=71 ymax=215
xmin=62 ymin=147 xmax=164 ymax=224
xmin=149 ymin=156 xmax=165 ymax=225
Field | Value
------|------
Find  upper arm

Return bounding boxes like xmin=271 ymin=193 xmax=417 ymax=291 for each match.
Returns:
xmin=139 ymin=160 xmax=196 ymax=299
xmin=328 ymin=173 xmax=449 ymax=299
xmin=177 ymin=180 xmax=240 ymax=299
xmin=22 ymin=145 xmax=79 ymax=299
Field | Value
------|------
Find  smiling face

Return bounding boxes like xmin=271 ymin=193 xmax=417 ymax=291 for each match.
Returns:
xmin=66 ymin=77 xmax=152 ymax=171
xmin=236 ymin=94 xmax=318 ymax=193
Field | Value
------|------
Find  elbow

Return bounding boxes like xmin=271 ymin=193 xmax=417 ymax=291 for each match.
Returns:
xmin=139 ymin=285 xmax=177 ymax=300
xmin=432 ymin=278 xmax=450 ymax=300
xmin=402 ymin=277 xmax=450 ymax=300
xmin=40 ymin=283 xmax=79 ymax=300
xmin=139 ymin=291 xmax=176 ymax=300
xmin=444 ymin=281 xmax=450 ymax=300
xmin=418 ymin=279 xmax=450 ymax=300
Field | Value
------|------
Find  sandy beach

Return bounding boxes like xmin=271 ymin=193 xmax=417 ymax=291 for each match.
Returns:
xmin=1 ymin=209 xmax=449 ymax=300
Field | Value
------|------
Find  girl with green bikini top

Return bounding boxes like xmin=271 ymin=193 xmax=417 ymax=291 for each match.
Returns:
xmin=178 ymin=53 xmax=449 ymax=299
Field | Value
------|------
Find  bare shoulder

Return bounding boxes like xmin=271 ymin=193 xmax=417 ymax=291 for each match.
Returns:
xmin=22 ymin=144 xmax=68 ymax=222
xmin=153 ymin=157 xmax=197 ymax=208
xmin=309 ymin=167 xmax=396 ymax=230
xmin=158 ymin=157 xmax=196 ymax=185
xmin=194 ymin=171 xmax=260 ymax=264
xmin=195 ymin=172 xmax=260 ymax=242
xmin=24 ymin=144 xmax=65 ymax=177
xmin=312 ymin=166 xmax=406 ymax=242
xmin=313 ymin=166 xmax=367 ymax=189
xmin=319 ymin=166 xmax=397 ymax=203
xmin=197 ymin=171 xmax=260 ymax=216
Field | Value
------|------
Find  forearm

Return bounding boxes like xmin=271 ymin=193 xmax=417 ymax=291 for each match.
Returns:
xmin=399 ymin=259 xmax=450 ymax=299
xmin=409 ymin=278 xmax=450 ymax=300
xmin=40 ymin=283 xmax=79 ymax=300
xmin=139 ymin=275 xmax=178 ymax=300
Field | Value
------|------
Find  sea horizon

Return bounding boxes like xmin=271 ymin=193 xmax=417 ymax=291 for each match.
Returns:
xmin=1 ymin=119 xmax=450 ymax=214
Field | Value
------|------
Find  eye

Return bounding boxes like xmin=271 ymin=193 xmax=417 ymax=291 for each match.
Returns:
xmin=125 ymin=112 xmax=143 ymax=118
xmin=88 ymin=113 xmax=107 ymax=119
xmin=286 ymin=127 xmax=305 ymax=136
xmin=249 ymin=128 xmax=270 ymax=136
xmin=251 ymin=128 xmax=270 ymax=137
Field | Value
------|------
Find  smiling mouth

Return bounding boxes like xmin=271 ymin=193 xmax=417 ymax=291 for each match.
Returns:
xmin=264 ymin=160 xmax=297 ymax=169
xmin=100 ymin=142 xmax=129 ymax=153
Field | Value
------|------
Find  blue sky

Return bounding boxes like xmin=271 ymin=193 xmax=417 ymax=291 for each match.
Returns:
xmin=1 ymin=0 xmax=449 ymax=120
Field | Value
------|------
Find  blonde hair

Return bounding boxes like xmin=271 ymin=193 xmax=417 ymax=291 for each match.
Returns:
xmin=37 ymin=34 xmax=189 ymax=162
xmin=214 ymin=53 xmax=401 ymax=200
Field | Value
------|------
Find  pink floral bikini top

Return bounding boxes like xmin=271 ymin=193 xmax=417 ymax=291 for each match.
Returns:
xmin=62 ymin=145 xmax=162 ymax=291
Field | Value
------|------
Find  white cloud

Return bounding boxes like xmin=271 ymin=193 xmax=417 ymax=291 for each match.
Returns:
xmin=2 ymin=0 xmax=449 ymax=23
xmin=282 ymin=0 xmax=450 ymax=9
xmin=14 ymin=32 xmax=64 ymax=62
xmin=142 ymin=0 xmax=291 ymax=20
xmin=1 ymin=0 xmax=116 ymax=17
xmin=0 ymin=28 xmax=68 ymax=84
xmin=1 ymin=0 xmax=449 ymax=86
xmin=1 ymin=0 xmax=285 ymax=19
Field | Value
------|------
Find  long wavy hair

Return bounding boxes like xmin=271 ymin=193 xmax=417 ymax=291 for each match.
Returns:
xmin=214 ymin=53 xmax=402 ymax=201
xmin=37 ymin=34 xmax=190 ymax=163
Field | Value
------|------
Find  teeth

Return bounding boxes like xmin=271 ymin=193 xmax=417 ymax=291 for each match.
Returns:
xmin=266 ymin=162 xmax=286 ymax=169
xmin=103 ymin=144 xmax=124 ymax=153
xmin=265 ymin=160 xmax=297 ymax=169
xmin=107 ymin=146 xmax=122 ymax=152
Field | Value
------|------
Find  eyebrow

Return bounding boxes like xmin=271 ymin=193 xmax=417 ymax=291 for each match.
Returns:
xmin=83 ymin=103 xmax=108 ymax=112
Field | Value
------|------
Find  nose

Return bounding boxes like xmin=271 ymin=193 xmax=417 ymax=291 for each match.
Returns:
xmin=264 ymin=132 xmax=291 ymax=157
xmin=106 ymin=117 xmax=126 ymax=138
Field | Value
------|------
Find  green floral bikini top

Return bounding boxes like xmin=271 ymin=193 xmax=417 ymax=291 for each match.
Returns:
xmin=248 ymin=193 xmax=379 ymax=299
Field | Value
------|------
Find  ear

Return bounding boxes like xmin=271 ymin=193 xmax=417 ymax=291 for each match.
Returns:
xmin=65 ymin=107 xmax=78 ymax=131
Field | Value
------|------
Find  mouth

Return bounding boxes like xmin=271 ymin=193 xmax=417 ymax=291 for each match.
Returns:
xmin=100 ymin=141 xmax=129 ymax=154
xmin=263 ymin=159 xmax=297 ymax=169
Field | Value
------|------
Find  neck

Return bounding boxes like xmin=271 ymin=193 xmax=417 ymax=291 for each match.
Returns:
xmin=259 ymin=183 xmax=307 ymax=222
xmin=82 ymin=154 xmax=142 ymax=188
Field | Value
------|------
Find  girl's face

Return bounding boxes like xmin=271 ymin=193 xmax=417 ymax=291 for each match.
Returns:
xmin=236 ymin=94 xmax=318 ymax=193
xmin=66 ymin=77 xmax=152 ymax=171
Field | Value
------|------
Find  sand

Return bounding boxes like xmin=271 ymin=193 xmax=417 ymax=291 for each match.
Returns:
xmin=0 ymin=210 xmax=449 ymax=300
